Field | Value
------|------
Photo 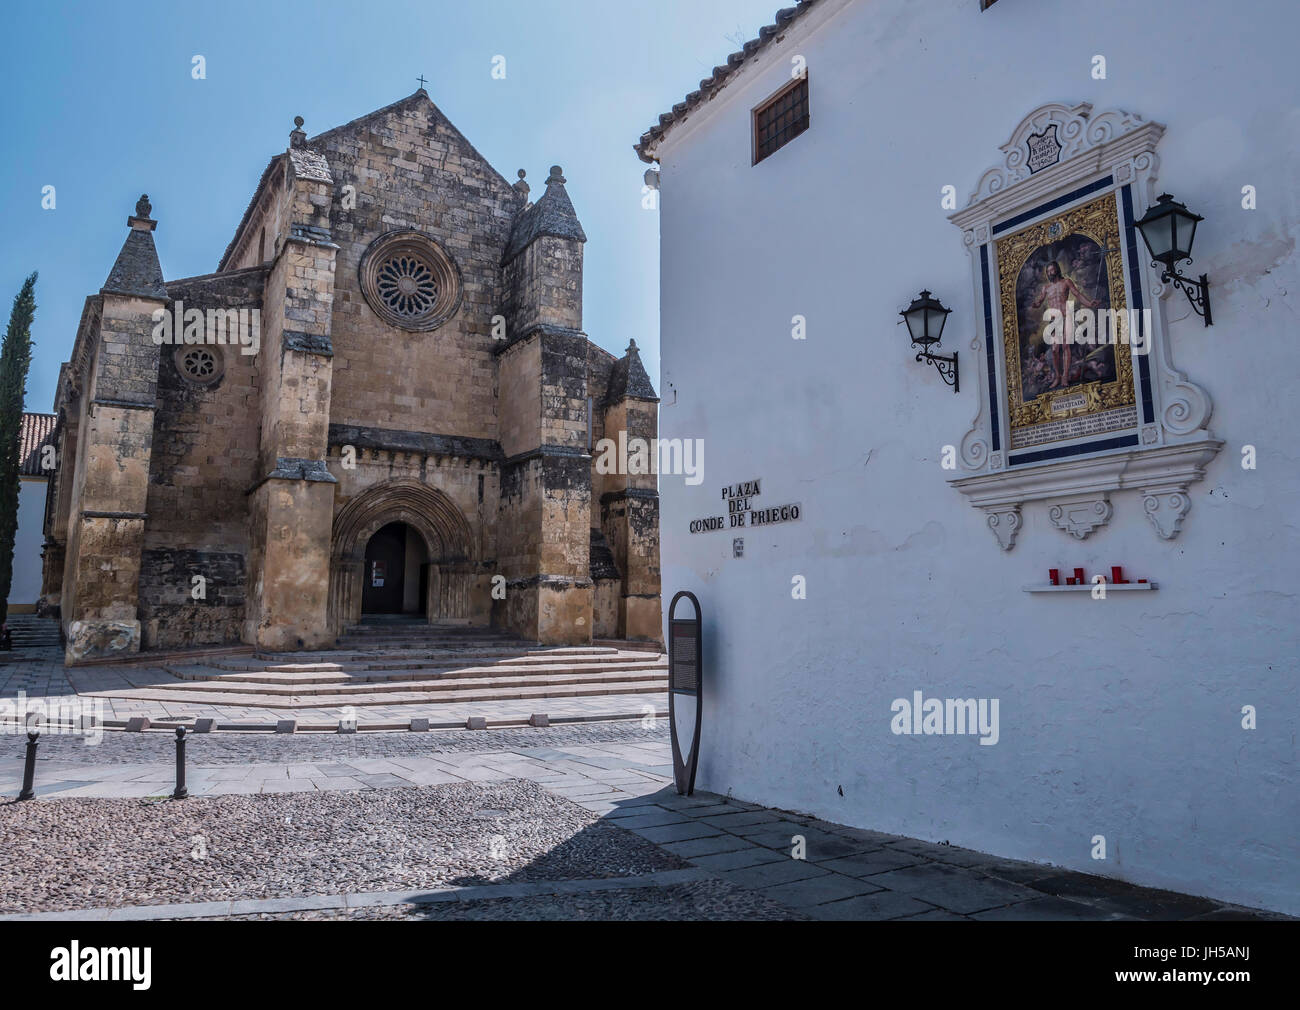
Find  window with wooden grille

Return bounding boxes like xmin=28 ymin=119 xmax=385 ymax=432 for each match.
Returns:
xmin=753 ymin=76 xmax=810 ymax=165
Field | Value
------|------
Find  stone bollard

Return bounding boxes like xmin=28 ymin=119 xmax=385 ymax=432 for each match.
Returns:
xmin=17 ymin=731 xmax=39 ymax=801
xmin=172 ymin=727 xmax=189 ymax=800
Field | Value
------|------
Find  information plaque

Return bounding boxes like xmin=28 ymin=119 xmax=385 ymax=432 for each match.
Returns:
xmin=667 ymin=591 xmax=703 ymax=796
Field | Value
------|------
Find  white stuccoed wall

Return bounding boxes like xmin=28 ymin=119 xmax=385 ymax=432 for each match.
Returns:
xmin=656 ymin=0 xmax=1299 ymax=914
xmin=10 ymin=478 xmax=48 ymax=609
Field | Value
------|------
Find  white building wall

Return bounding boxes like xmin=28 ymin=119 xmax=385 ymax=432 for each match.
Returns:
xmin=657 ymin=0 xmax=1299 ymax=914
xmin=10 ymin=477 xmax=48 ymax=609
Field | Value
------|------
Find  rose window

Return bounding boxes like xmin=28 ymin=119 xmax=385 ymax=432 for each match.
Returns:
xmin=359 ymin=230 xmax=462 ymax=332
xmin=176 ymin=346 xmax=222 ymax=385
xmin=376 ymin=254 xmax=439 ymax=319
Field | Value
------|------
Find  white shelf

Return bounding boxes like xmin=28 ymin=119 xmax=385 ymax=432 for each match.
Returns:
xmin=1023 ymin=582 xmax=1158 ymax=593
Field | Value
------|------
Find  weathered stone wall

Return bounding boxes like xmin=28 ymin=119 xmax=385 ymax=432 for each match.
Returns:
xmin=497 ymin=454 xmax=543 ymax=636
xmin=138 ymin=269 xmax=264 ymax=646
xmin=599 ymin=394 xmax=663 ymax=642
xmin=586 ymin=344 xmax=615 ymax=515
xmin=91 ymin=296 xmax=162 ymax=406
xmin=242 ymin=149 xmax=339 ymax=651
xmin=590 ymin=525 xmax=621 ymax=639
xmin=497 ymin=337 xmax=541 ymax=459
xmin=319 ymin=97 xmax=514 ymax=442
xmin=61 ymin=292 xmax=165 ymax=661
xmin=139 ymin=548 xmax=245 ymax=649
xmin=502 ymin=236 xmax=584 ymax=337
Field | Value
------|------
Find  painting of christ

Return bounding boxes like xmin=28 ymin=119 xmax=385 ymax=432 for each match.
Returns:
xmin=1013 ymin=232 xmax=1116 ymax=403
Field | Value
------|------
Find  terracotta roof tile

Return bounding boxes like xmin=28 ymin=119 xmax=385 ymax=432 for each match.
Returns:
xmin=635 ymin=2 xmax=818 ymax=163
xmin=18 ymin=412 xmax=57 ymax=478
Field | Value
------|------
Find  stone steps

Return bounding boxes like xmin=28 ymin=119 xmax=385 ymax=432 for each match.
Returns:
xmin=146 ymin=666 xmax=668 ymax=698
xmin=79 ymin=621 xmax=667 ymax=711
xmin=245 ymin=643 xmax=595 ymax=662
xmin=216 ymin=647 xmax=644 ymax=675
xmin=165 ymin=652 xmax=666 ymax=684
xmin=4 ymin=615 xmax=62 ymax=648
xmin=90 ymin=677 xmax=667 ymax=709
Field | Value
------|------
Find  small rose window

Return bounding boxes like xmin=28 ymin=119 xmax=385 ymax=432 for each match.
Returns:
xmin=175 ymin=345 xmax=223 ymax=386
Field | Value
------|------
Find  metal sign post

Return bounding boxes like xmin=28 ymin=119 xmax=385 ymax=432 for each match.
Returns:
xmin=668 ymin=591 xmax=703 ymax=796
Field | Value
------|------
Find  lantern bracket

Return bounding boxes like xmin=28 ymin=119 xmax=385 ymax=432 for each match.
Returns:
xmin=1156 ymin=263 xmax=1212 ymax=327
xmin=914 ymin=348 xmax=959 ymax=392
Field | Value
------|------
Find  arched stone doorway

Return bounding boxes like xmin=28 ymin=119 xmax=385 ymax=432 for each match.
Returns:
xmin=361 ymin=522 xmax=428 ymax=616
xmin=328 ymin=480 xmax=479 ymax=634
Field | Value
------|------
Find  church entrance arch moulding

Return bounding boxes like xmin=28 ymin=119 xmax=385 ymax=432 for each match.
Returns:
xmin=328 ymin=479 xmax=481 ymax=633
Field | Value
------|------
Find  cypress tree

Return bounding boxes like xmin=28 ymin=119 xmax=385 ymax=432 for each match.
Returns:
xmin=0 ymin=272 xmax=38 ymax=629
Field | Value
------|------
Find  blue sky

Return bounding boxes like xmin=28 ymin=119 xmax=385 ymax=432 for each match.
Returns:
xmin=0 ymin=0 xmax=781 ymax=413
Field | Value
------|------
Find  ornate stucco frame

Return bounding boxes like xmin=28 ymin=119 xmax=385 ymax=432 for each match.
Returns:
xmin=947 ymin=103 xmax=1222 ymax=550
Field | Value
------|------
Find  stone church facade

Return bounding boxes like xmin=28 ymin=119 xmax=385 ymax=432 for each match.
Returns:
xmin=42 ymin=90 xmax=662 ymax=663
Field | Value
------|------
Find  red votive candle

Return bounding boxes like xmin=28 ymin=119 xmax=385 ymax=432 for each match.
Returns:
xmin=1138 ymin=579 xmax=1148 ymax=584
xmin=1073 ymin=568 xmax=1085 ymax=583
xmin=1066 ymin=578 xmax=1077 ymax=585
xmin=1049 ymin=569 xmax=1061 ymax=585
xmin=1111 ymin=566 xmax=1126 ymax=584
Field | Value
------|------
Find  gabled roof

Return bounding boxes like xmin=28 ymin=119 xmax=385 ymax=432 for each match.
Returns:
xmin=218 ymin=89 xmax=521 ymax=272
xmin=635 ymin=1 xmax=821 ymax=163
xmin=18 ymin=412 xmax=57 ymax=478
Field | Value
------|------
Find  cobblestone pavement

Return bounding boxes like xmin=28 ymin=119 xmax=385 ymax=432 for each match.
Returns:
xmin=0 ymin=646 xmax=663 ymax=727
xmin=0 ymin=720 xmax=1287 ymax=922
xmin=200 ymin=879 xmax=806 ymax=921
xmin=0 ymin=780 xmax=686 ymax=914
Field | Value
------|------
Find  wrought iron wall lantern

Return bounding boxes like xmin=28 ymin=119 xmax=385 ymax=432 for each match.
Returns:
xmin=1135 ymin=193 xmax=1212 ymax=326
xmin=901 ymin=290 xmax=958 ymax=392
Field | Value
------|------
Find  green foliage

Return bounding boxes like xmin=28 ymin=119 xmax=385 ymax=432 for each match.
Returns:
xmin=0 ymin=272 xmax=38 ymax=628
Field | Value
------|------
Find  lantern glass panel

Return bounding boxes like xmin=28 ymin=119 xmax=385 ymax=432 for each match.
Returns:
xmin=927 ymin=305 xmax=949 ymax=341
xmin=1140 ymin=210 xmax=1177 ymax=263
xmin=904 ymin=306 xmax=930 ymax=343
xmin=1172 ymin=210 xmax=1198 ymax=260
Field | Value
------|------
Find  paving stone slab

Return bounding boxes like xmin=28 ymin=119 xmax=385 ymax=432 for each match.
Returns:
xmin=631 ymin=821 xmax=725 ymax=844
xmin=884 ymin=837 xmax=962 ymax=859
xmin=1186 ymin=906 xmax=1292 ymax=922
xmin=971 ymin=896 xmax=1130 ymax=921
xmin=720 ymin=858 xmax=829 ymax=890
xmin=806 ymin=890 xmax=939 ymax=921
xmin=660 ymin=834 xmax=757 ymax=859
xmin=685 ymin=847 xmax=787 ymax=872
xmin=1025 ymin=872 xmax=1220 ymax=921
xmin=759 ymin=872 xmax=884 ymax=908
xmin=827 ymin=825 xmax=911 ymax=847
xmin=921 ymin=845 xmax=1024 ymax=870
xmin=259 ymin=778 xmax=318 ymax=793
xmin=356 ymin=773 xmax=414 ymax=788
xmin=976 ymin=859 xmax=1062 ymax=886
xmin=649 ymin=792 xmax=731 ymax=811
xmin=867 ymin=864 xmax=1040 ymax=915
xmin=899 ymin=909 xmax=972 ymax=921
xmin=609 ymin=808 xmax=692 ymax=830
xmin=816 ymin=849 xmax=923 ymax=878
xmin=730 ymin=818 xmax=810 ymax=839
xmin=667 ymin=802 xmax=749 ymax=819
xmin=600 ymin=803 xmax=669 ymax=821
